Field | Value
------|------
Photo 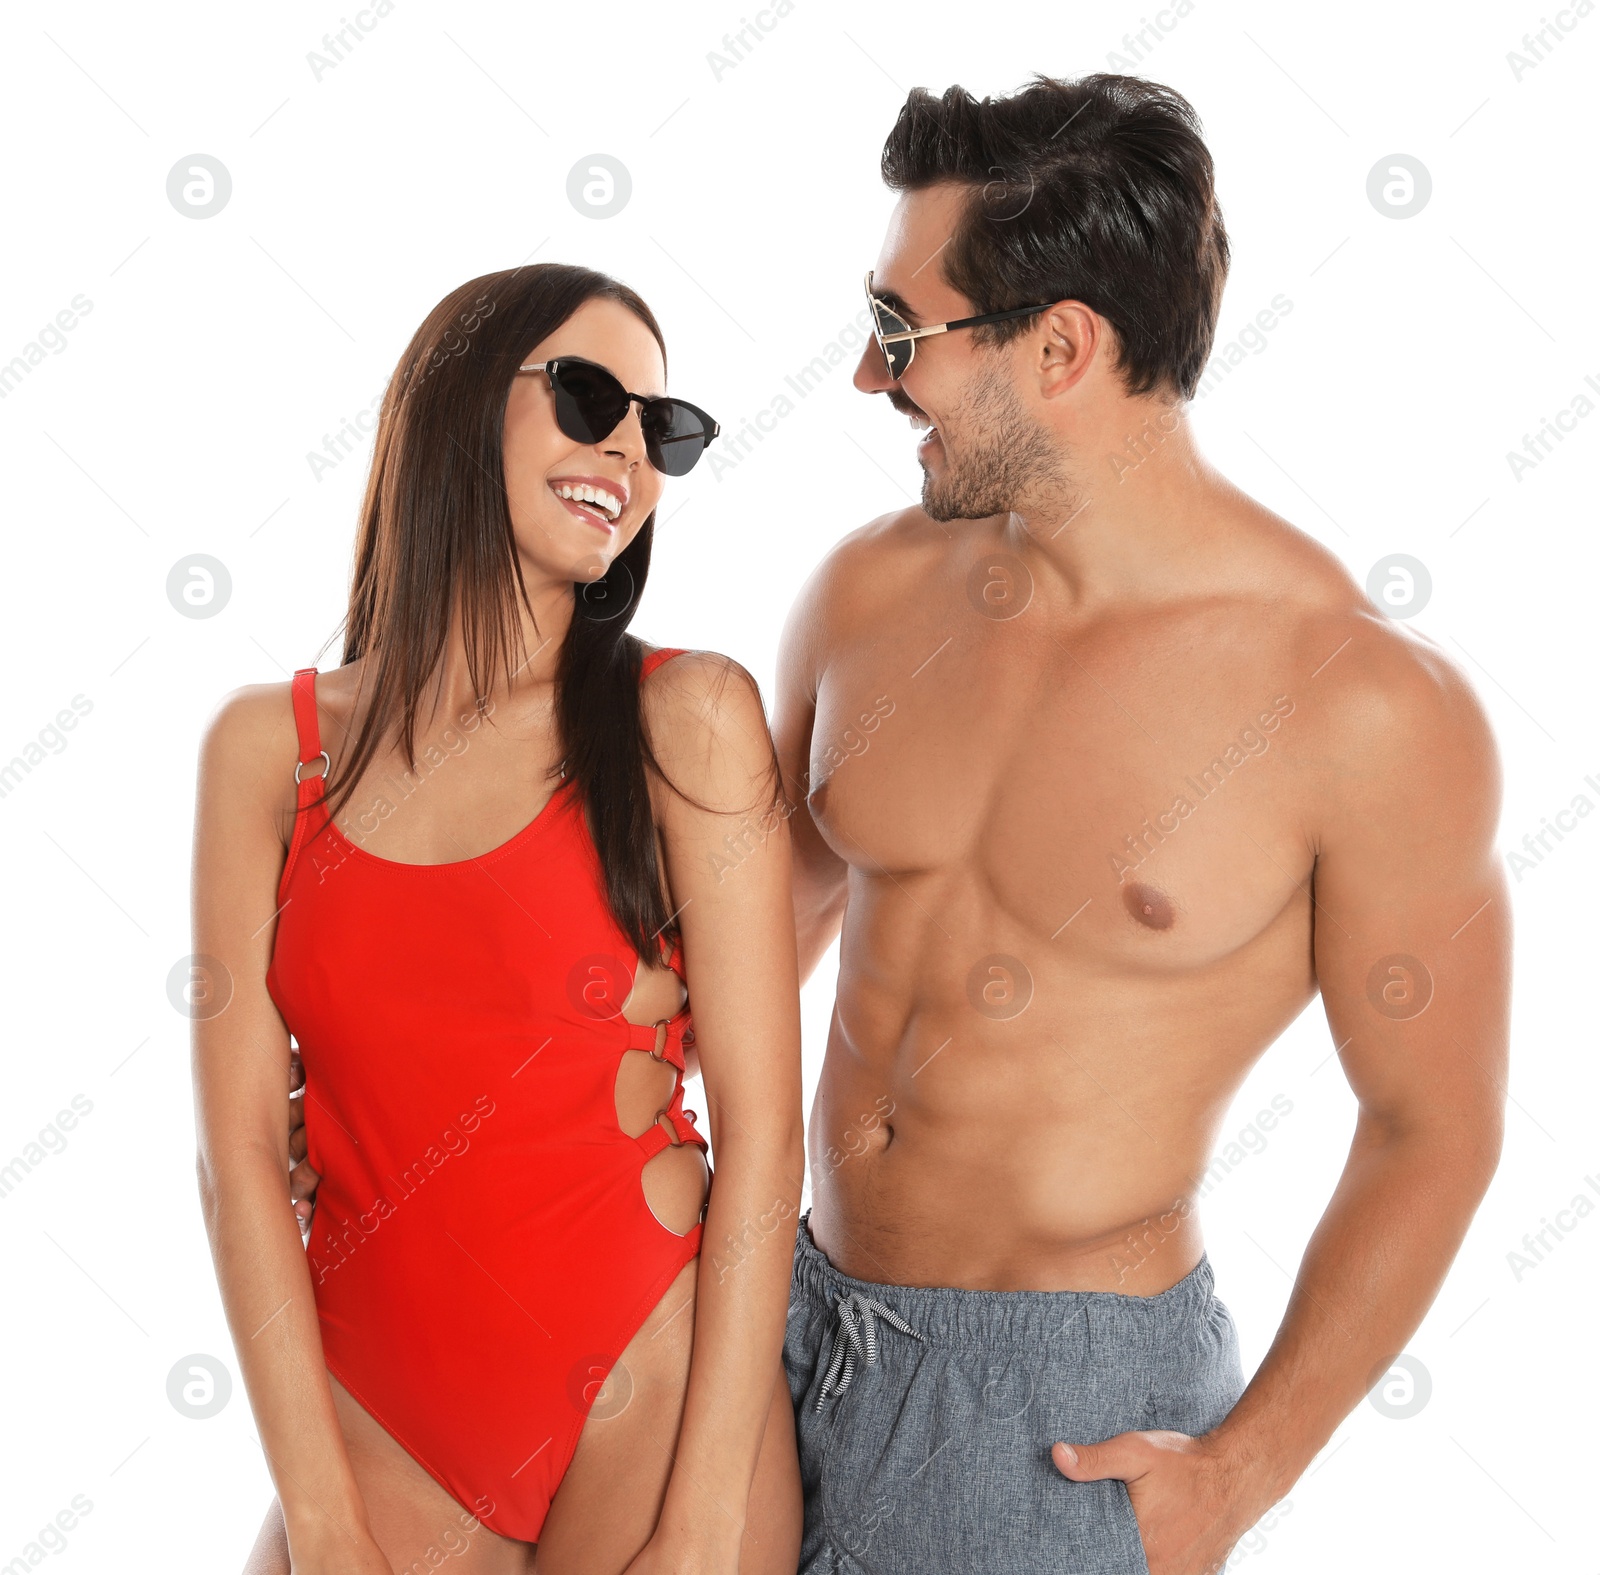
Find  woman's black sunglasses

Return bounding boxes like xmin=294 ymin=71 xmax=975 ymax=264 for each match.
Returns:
xmin=517 ymin=357 xmax=720 ymax=478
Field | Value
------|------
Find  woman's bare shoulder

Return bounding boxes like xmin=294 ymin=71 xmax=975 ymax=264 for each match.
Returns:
xmin=638 ymin=646 xmax=778 ymax=810
xmin=639 ymin=647 xmax=768 ymax=740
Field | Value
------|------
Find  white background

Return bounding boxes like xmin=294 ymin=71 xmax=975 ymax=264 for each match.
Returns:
xmin=1 ymin=0 xmax=1596 ymax=1569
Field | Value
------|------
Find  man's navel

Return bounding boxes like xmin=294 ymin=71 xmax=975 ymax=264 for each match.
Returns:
xmin=1123 ymin=881 xmax=1176 ymax=930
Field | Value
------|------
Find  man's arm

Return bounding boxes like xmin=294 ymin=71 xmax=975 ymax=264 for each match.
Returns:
xmin=1211 ymin=634 xmax=1510 ymax=1497
xmin=1057 ymin=628 xmax=1510 ymax=1573
xmin=771 ymin=542 xmax=853 ymax=984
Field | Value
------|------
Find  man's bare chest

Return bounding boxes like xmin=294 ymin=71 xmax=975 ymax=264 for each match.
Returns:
xmin=807 ymin=623 xmax=1319 ymax=971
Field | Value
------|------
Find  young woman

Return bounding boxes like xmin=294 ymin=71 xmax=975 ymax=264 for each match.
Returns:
xmin=192 ymin=264 xmax=805 ymax=1574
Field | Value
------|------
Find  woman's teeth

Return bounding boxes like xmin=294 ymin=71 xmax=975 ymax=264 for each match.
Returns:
xmin=552 ymin=483 xmax=622 ymax=522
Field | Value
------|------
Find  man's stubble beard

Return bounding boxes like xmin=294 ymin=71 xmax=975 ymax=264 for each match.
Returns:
xmin=919 ymin=359 xmax=1079 ymax=526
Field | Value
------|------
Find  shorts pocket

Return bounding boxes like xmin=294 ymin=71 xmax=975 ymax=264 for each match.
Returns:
xmin=1111 ymin=1479 xmax=1152 ymax=1575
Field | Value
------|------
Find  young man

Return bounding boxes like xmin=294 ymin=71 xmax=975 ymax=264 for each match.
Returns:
xmin=772 ymin=74 xmax=1508 ymax=1574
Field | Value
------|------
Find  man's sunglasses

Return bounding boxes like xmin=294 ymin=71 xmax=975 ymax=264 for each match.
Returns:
xmin=516 ymin=357 xmax=720 ymax=478
xmin=864 ymin=271 xmax=1057 ymax=381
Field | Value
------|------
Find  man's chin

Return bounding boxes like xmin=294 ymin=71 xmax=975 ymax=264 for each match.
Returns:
xmin=921 ymin=478 xmax=1011 ymax=525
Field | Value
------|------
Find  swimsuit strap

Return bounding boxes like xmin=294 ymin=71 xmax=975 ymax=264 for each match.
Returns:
xmin=279 ymin=667 xmax=331 ymax=904
xmin=290 ymin=668 xmax=330 ymax=805
xmin=640 ymin=645 xmax=688 ymax=680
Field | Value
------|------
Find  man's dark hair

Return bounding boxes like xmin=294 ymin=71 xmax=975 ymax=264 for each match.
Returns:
xmin=881 ymin=74 xmax=1228 ymax=403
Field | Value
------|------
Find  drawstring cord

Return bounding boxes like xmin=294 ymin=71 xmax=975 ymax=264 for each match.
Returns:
xmin=815 ymin=1289 xmax=923 ymax=1411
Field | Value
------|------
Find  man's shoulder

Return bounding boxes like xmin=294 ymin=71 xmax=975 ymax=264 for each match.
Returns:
xmin=1221 ymin=504 xmax=1477 ymax=735
xmin=789 ymin=505 xmax=949 ymax=629
xmin=822 ymin=503 xmax=949 ymax=571
xmin=1283 ymin=595 xmax=1486 ymax=758
xmin=1250 ymin=540 xmax=1499 ymax=819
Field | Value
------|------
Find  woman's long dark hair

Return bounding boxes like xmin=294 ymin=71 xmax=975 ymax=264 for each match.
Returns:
xmin=317 ymin=263 xmax=702 ymax=961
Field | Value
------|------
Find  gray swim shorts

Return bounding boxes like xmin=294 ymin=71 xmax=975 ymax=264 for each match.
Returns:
xmin=783 ymin=1210 xmax=1246 ymax=1575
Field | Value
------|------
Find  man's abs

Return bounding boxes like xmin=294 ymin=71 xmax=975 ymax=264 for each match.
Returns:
xmin=804 ymin=857 xmax=1317 ymax=1295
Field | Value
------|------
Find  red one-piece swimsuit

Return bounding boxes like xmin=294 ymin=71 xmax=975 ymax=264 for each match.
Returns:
xmin=265 ymin=646 xmax=710 ymax=1542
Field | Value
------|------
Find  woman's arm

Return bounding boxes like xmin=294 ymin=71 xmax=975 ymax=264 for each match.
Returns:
xmin=642 ymin=653 xmax=807 ymax=1572
xmin=191 ymin=685 xmax=390 ymax=1573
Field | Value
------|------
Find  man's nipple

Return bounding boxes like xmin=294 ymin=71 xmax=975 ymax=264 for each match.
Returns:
xmin=1123 ymin=881 xmax=1175 ymax=930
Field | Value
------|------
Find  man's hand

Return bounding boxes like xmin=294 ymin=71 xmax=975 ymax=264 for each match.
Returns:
xmin=287 ymin=1049 xmax=321 ymax=1230
xmin=1052 ymin=1431 xmax=1261 ymax=1575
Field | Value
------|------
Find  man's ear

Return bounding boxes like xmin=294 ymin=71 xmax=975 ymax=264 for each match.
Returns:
xmin=1036 ymin=301 xmax=1102 ymax=400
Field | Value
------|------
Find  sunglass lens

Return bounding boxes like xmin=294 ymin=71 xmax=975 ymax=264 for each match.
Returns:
xmin=550 ymin=361 xmax=629 ymax=444
xmin=871 ymin=302 xmax=913 ymax=380
xmin=644 ymin=400 xmax=715 ymax=477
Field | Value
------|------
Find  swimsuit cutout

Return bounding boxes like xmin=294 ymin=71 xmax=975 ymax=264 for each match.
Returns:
xmin=266 ymin=646 xmax=709 ymax=1541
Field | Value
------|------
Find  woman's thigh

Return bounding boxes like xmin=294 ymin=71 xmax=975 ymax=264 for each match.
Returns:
xmin=241 ymin=1372 xmax=534 ymax=1575
xmin=534 ymin=1258 xmax=801 ymax=1575
xmin=533 ymin=1258 xmax=697 ymax=1573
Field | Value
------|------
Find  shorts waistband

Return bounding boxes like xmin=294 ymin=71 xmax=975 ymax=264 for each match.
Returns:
xmin=791 ymin=1209 xmax=1217 ymax=1346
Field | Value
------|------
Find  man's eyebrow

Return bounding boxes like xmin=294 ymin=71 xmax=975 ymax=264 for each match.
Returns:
xmin=872 ymin=283 xmax=922 ymax=325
